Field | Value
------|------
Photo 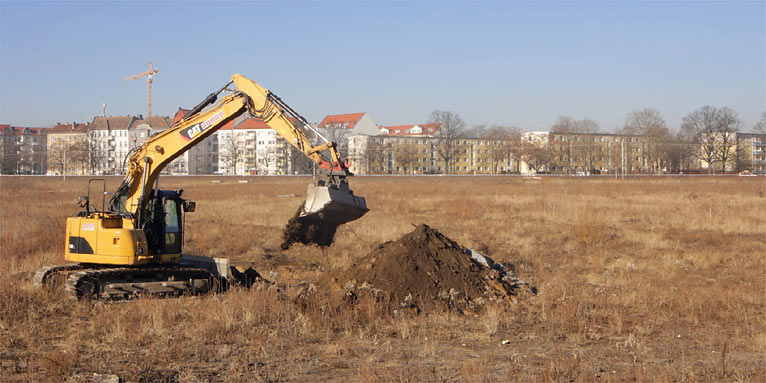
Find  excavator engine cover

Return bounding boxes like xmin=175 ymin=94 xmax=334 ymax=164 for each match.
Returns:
xmin=301 ymin=182 xmax=368 ymax=225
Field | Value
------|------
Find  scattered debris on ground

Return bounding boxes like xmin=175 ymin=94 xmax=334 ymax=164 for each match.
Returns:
xmin=281 ymin=204 xmax=338 ymax=250
xmin=229 ymin=266 xmax=271 ymax=288
xmin=339 ymin=224 xmax=535 ymax=313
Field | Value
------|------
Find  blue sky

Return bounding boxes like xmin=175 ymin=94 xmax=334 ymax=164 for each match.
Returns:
xmin=1 ymin=1 xmax=764 ymax=131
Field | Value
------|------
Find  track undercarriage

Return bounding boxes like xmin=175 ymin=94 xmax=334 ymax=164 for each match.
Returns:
xmin=34 ymin=256 xmax=263 ymax=301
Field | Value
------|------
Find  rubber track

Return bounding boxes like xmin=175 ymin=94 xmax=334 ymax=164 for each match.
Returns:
xmin=33 ymin=264 xmax=85 ymax=288
xmin=64 ymin=266 xmax=218 ymax=300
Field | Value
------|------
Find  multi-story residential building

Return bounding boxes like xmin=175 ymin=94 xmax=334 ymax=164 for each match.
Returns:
xmin=348 ymin=134 xmax=517 ymax=175
xmin=46 ymin=122 xmax=89 ymax=175
xmin=350 ymin=130 xmax=702 ymax=175
xmin=216 ymin=115 xmax=291 ymax=175
xmin=547 ymin=132 xmax=671 ymax=174
xmin=317 ymin=113 xmax=379 ymax=157
xmin=89 ymin=115 xmax=137 ymax=175
xmin=217 ymin=115 xmax=256 ymax=175
xmin=252 ymin=119 xmax=290 ymax=175
xmin=736 ymin=133 xmax=766 ymax=173
xmin=379 ymin=123 xmax=440 ymax=136
xmin=0 ymin=125 xmax=46 ymax=174
xmin=129 ymin=116 xmax=171 ymax=147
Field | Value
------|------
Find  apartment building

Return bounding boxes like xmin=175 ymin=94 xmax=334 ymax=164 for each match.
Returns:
xmin=46 ymin=122 xmax=89 ymax=175
xmin=317 ymin=113 xmax=379 ymax=157
xmin=348 ymin=134 xmax=517 ymax=175
xmin=546 ymin=132 xmax=672 ymax=174
xmin=349 ymin=130 xmax=691 ymax=175
xmin=736 ymin=133 xmax=766 ymax=173
xmin=89 ymin=116 xmax=136 ymax=175
xmin=216 ymin=115 xmax=292 ymax=175
xmin=379 ymin=123 xmax=440 ymax=136
xmin=0 ymin=125 xmax=46 ymax=174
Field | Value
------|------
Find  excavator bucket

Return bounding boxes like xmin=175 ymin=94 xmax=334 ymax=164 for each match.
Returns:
xmin=300 ymin=181 xmax=368 ymax=225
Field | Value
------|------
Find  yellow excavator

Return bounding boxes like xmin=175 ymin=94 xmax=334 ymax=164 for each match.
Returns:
xmin=34 ymin=74 xmax=368 ymax=299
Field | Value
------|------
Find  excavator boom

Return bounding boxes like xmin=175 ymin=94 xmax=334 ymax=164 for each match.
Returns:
xmin=37 ymin=74 xmax=368 ymax=300
xmin=110 ymin=74 xmax=367 ymax=227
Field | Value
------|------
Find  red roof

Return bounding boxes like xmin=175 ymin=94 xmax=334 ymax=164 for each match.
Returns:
xmin=381 ymin=123 xmax=440 ymax=136
xmin=318 ymin=113 xmax=365 ymax=130
xmin=0 ymin=125 xmax=43 ymax=135
xmin=50 ymin=122 xmax=89 ymax=134
xmin=172 ymin=108 xmax=191 ymax=126
xmin=233 ymin=118 xmax=270 ymax=130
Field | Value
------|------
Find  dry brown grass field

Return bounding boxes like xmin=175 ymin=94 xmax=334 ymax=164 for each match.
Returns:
xmin=1 ymin=175 xmax=764 ymax=382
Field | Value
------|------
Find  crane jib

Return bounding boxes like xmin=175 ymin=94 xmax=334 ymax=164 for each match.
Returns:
xmin=179 ymin=110 xmax=225 ymax=141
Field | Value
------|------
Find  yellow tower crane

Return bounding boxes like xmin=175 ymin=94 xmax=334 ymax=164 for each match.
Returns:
xmin=124 ymin=61 xmax=159 ymax=116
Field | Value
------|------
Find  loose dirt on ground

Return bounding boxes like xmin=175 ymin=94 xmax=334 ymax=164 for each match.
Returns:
xmin=339 ymin=224 xmax=535 ymax=313
xmin=3 ymin=176 xmax=764 ymax=382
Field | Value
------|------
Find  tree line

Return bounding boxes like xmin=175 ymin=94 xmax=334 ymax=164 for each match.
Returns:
xmin=416 ymin=107 xmax=766 ymax=174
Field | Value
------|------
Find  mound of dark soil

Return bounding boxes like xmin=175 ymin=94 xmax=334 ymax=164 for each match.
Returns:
xmin=342 ymin=224 xmax=534 ymax=312
xmin=281 ymin=204 xmax=338 ymax=250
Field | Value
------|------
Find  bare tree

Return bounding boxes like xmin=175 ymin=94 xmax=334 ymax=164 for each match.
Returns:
xmin=623 ymin=108 xmax=670 ymax=172
xmin=663 ymin=132 xmax=696 ymax=173
xmin=521 ymin=144 xmax=555 ymax=173
xmin=318 ymin=125 xmax=353 ymax=158
xmin=287 ymin=145 xmax=315 ymax=174
xmin=753 ymin=112 xmax=766 ymax=134
xmin=219 ymin=131 xmax=245 ymax=175
xmin=429 ymin=110 xmax=465 ymax=173
xmin=256 ymin=145 xmax=277 ymax=175
xmin=578 ymin=118 xmax=600 ymax=134
xmin=394 ymin=141 xmax=420 ymax=174
xmin=363 ymin=137 xmax=388 ymax=174
xmin=483 ymin=126 xmax=520 ymax=173
xmin=71 ymin=130 xmax=108 ymax=175
xmin=680 ymin=106 xmax=742 ymax=173
xmin=551 ymin=116 xmax=579 ymax=133
xmin=680 ymin=106 xmax=719 ymax=173
xmin=550 ymin=116 xmax=601 ymax=173
xmin=713 ymin=107 xmax=741 ymax=173
xmin=572 ymin=119 xmax=600 ymax=173
xmin=47 ymin=142 xmax=72 ymax=175
xmin=622 ymin=108 xmax=669 ymax=136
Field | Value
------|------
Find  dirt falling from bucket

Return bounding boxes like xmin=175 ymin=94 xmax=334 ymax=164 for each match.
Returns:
xmin=340 ymin=224 xmax=534 ymax=312
xmin=280 ymin=204 xmax=338 ymax=250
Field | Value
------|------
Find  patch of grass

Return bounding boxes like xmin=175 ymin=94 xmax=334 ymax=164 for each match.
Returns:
xmin=0 ymin=175 xmax=764 ymax=382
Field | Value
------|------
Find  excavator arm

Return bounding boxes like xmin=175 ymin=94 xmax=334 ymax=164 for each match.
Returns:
xmin=109 ymin=74 xmax=367 ymax=228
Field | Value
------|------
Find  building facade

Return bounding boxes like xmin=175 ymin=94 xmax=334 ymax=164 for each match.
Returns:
xmin=1 ymin=125 xmax=46 ymax=174
xmin=734 ymin=133 xmax=766 ymax=173
xmin=348 ymin=134 xmax=517 ymax=175
xmin=46 ymin=122 xmax=89 ymax=175
xmin=89 ymin=116 xmax=136 ymax=175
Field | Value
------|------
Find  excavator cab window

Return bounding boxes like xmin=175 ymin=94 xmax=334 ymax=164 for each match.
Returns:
xmin=163 ymin=198 xmax=182 ymax=254
xmin=143 ymin=191 xmax=184 ymax=255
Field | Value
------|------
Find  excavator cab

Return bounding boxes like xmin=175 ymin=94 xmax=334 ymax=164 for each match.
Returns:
xmin=141 ymin=190 xmax=192 ymax=257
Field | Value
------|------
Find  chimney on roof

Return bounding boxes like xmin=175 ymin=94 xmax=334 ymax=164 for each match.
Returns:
xmin=72 ymin=122 xmax=76 ymax=130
